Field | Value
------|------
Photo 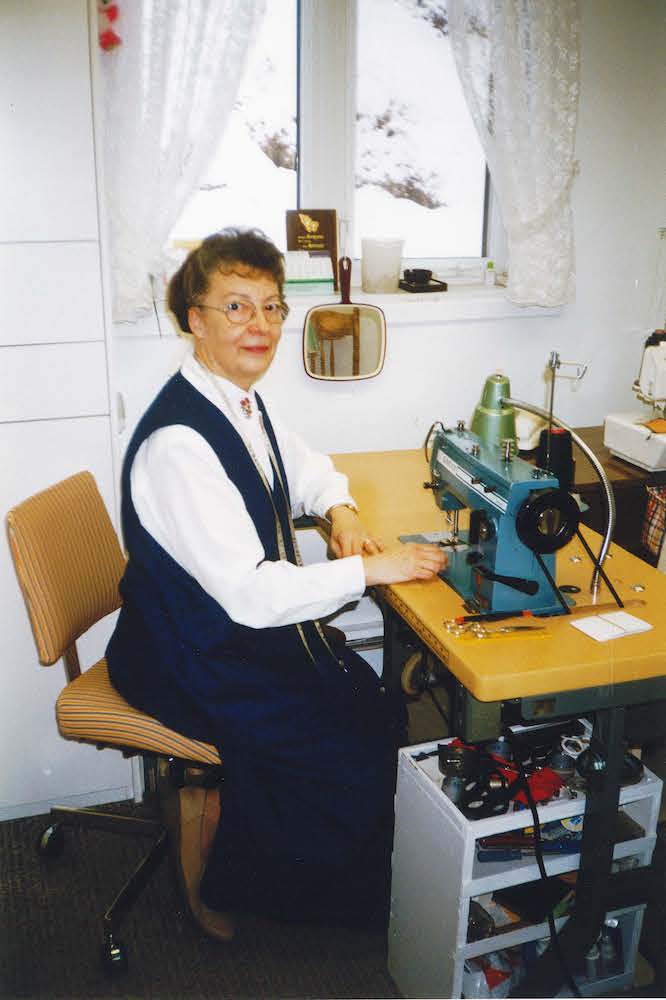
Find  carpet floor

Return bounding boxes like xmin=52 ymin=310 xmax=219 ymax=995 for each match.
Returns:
xmin=2 ymin=699 xmax=664 ymax=1000
xmin=0 ymin=806 xmax=399 ymax=1000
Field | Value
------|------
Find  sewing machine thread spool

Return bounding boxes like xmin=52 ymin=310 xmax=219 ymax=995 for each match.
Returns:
xmin=536 ymin=427 xmax=575 ymax=492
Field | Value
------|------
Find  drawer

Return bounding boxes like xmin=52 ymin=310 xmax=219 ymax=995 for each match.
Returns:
xmin=0 ymin=242 xmax=105 ymax=347
xmin=0 ymin=342 xmax=109 ymax=422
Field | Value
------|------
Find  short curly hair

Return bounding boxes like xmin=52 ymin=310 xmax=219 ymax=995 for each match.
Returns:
xmin=167 ymin=227 xmax=286 ymax=334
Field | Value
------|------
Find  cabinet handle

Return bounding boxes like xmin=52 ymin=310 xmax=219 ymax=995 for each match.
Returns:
xmin=116 ymin=392 xmax=126 ymax=434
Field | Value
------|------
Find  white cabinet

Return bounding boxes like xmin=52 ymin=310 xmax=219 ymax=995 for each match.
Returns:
xmin=0 ymin=243 xmax=106 ymax=347
xmin=0 ymin=0 xmax=98 ymax=241
xmin=388 ymin=740 xmax=662 ymax=999
xmin=0 ymin=0 xmax=134 ymax=820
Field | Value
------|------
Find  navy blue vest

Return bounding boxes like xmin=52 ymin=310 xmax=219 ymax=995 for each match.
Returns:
xmin=107 ymin=373 xmax=358 ymax=750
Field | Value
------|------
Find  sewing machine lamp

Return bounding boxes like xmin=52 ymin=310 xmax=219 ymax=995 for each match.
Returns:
xmin=471 ymin=374 xmax=517 ymax=449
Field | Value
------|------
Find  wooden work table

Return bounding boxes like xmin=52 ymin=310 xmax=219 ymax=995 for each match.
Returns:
xmin=332 ymin=448 xmax=666 ymax=708
xmin=333 ymin=447 xmax=666 ymax=996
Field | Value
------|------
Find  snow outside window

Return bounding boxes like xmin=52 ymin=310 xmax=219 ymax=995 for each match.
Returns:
xmin=170 ymin=0 xmax=488 ymax=264
xmin=355 ymin=0 xmax=487 ymax=258
xmin=171 ymin=0 xmax=298 ymax=250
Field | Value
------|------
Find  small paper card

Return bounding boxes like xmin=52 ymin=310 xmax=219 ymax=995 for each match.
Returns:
xmin=570 ymin=611 xmax=653 ymax=642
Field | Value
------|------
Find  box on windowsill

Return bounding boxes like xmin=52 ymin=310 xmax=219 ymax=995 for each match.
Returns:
xmin=284 ymin=250 xmax=335 ymax=296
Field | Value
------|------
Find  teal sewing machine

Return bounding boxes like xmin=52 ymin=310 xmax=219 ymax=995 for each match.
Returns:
xmin=424 ymin=400 xmax=581 ymax=617
xmin=424 ymin=374 xmax=580 ymax=614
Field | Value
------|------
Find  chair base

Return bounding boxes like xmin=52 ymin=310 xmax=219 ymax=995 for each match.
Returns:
xmin=37 ymin=785 xmax=171 ymax=974
xmin=37 ymin=758 xmax=226 ymax=972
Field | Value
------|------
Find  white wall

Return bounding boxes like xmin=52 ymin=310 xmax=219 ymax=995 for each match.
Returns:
xmin=1 ymin=0 xmax=134 ymax=820
xmin=113 ymin=0 xmax=666 ymax=463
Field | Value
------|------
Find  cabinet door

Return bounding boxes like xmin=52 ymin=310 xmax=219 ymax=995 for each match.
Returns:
xmin=0 ymin=343 xmax=109 ymax=424
xmin=0 ymin=416 xmax=133 ymax=821
xmin=0 ymin=243 xmax=105 ymax=348
xmin=0 ymin=0 xmax=98 ymax=242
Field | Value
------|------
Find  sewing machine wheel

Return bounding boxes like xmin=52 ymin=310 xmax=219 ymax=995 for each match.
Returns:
xmin=516 ymin=488 xmax=580 ymax=554
xmin=401 ymin=651 xmax=443 ymax=695
xmin=400 ymin=653 xmax=422 ymax=696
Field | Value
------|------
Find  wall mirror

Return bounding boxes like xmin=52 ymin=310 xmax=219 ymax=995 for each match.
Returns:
xmin=302 ymin=258 xmax=386 ymax=381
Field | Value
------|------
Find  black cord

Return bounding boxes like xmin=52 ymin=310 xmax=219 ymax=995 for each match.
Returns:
xmin=575 ymin=529 xmax=624 ymax=608
xmin=507 ymin=735 xmax=582 ymax=998
xmin=423 ymin=420 xmax=445 ymax=462
xmin=534 ymin=550 xmax=572 ymax=615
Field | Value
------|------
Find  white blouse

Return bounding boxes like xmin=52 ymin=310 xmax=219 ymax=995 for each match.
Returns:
xmin=130 ymin=353 xmax=366 ymax=629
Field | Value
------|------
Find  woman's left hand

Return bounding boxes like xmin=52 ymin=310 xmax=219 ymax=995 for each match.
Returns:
xmin=327 ymin=504 xmax=385 ymax=559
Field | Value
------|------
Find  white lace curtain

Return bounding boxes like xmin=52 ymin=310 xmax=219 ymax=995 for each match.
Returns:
xmin=101 ymin=0 xmax=265 ymax=322
xmin=449 ymin=0 xmax=581 ymax=307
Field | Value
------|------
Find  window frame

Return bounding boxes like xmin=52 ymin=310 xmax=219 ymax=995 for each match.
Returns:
xmin=298 ymin=0 xmax=501 ymax=271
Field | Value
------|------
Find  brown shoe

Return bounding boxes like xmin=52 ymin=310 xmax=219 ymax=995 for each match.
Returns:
xmin=191 ymin=897 xmax=236 ymax=942
xmin=160 ymin=779 xmax=235 ymax=941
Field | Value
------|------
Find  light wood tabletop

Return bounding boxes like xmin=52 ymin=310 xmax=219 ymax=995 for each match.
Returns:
xmin=332 ymin=449 xmax=666 ymax=703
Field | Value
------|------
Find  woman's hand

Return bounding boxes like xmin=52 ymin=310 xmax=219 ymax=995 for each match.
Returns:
xmin=362 ymin=542 xmax=448 ymax=586
xmin=327 ymin=504 xmax=385 ymax=558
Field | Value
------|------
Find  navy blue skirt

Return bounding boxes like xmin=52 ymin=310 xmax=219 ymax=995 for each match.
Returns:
xmin=198 ymin=644 xmax=406 ymax=928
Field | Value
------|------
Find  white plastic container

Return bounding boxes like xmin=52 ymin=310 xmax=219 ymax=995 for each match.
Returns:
xmin=361 ymin=238 xmax=404 ymax=293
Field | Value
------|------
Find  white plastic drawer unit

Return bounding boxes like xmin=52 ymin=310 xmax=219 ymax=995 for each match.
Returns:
xmin=388 ymin=740 xmax=662 ymax=999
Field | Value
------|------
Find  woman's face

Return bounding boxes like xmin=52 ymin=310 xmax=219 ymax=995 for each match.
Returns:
xmin=188 ymin=266 xmax=284 ymax=390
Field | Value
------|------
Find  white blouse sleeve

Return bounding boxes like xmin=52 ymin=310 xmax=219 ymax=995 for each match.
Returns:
xmin=130 ymin=425 xmax=366 ymax=629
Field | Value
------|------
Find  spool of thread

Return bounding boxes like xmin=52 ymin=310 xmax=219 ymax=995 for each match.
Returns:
xmin=536 ymin=427 xmax=575 ymax=492
xmin=585 ymin=943 xmax=601 ymax=981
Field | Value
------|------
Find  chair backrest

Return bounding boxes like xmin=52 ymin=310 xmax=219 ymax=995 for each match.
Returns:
xmin=6 ymin=471 xmax=126 ymax=670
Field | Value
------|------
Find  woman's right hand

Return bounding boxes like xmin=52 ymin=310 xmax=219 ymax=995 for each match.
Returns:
xmin=362 ymin=542 xmax=448 ymax=586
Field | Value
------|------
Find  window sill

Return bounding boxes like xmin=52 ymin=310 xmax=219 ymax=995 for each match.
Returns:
xmin=113 ymin=283 xmax=561 ymax=340
xmin=283 ymin=283 xmax=561 ymax=332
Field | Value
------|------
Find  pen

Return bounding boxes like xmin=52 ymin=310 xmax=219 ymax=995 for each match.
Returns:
xmin=454 ymin=610 xmax=534 ymax=625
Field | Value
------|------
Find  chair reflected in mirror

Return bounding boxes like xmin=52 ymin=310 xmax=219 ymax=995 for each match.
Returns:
xmin=303 ymin=304 xmax=386 ymax=381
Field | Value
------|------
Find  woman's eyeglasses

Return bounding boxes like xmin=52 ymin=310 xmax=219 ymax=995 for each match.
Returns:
xmin=195 ymin=299 xmax=289 ymax=326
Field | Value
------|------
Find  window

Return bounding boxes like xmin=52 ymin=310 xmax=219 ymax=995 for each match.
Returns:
xmin=171 ymin=0 xmax=488 ymax=264
xmin=170 ymin=0 xmax=298 ymax=250
xmin=354 ymin=0 xmax=487 ymax=258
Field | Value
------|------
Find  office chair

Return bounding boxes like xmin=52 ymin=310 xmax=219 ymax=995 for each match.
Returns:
xmin=6 ymin=471 xmax=222 ymax=975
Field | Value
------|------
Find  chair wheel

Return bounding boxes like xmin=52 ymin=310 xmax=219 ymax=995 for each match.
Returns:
xmin=101 ymin=938 xmax=128 ymax=976
xmin=36 ymin=823 xmax=65 ymax=859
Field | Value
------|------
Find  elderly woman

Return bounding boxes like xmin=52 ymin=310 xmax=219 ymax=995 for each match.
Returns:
xmin=107 ymin=228 xmax=447 ymax=940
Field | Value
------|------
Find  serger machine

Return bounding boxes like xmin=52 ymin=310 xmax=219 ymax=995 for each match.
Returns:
xmin=604 ymin=330 xmax=666 ymax=471
xmin=425 ymin=423 xmax=580 ymax=616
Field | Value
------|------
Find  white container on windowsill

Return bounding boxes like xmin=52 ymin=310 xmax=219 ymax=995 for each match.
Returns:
xmin=361 ymin=238 xmax=404 ymax=293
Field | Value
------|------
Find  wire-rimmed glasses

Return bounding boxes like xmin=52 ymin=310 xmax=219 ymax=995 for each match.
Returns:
xmin=194 ymin=298 xmax=289 ymax=325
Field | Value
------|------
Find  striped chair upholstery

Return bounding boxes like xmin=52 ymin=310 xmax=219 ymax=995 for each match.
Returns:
xmin=57 ymin=660 xmax=221 ymax=765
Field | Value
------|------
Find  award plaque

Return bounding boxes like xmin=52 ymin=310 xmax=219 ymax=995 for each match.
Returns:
xmin=286 ymin=209 xmax=338 ymax=290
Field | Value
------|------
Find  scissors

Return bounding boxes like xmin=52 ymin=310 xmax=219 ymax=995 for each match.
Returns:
xmin=444 ymin=620 xmax=546 ymax=639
